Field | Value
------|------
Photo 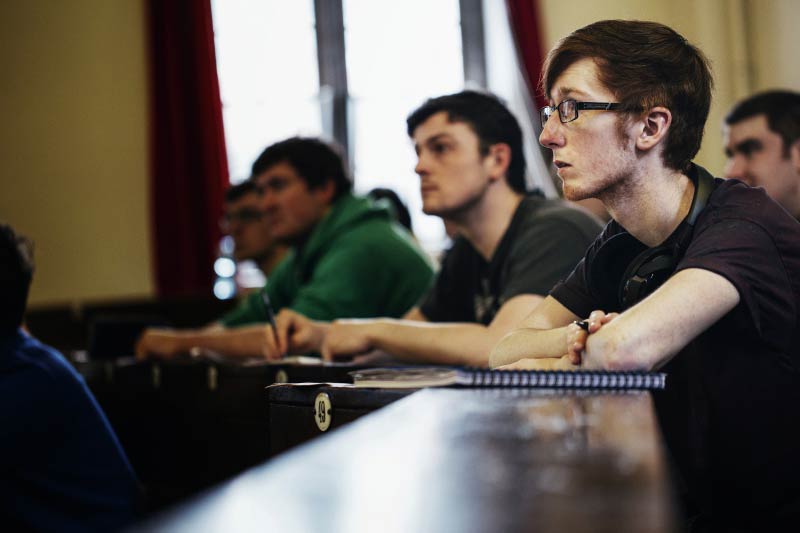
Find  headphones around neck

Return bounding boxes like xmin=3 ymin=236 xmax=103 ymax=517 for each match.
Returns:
xmin=589 ymin=165 xmax=716 ymax=311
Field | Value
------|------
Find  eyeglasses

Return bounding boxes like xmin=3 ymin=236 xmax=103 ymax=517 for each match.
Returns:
xmin=220 ymin=208 xmax=264 ymax=231
xmin=540 ymin=100 xmax=622 ymax=128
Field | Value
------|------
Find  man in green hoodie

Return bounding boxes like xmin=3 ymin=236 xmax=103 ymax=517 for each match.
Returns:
xmin=136 ymin=137 xmax=433 ymax=360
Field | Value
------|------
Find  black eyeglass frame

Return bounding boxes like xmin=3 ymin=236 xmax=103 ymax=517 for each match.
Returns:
xmin=540 ymin=100 xmax=622 ymax=128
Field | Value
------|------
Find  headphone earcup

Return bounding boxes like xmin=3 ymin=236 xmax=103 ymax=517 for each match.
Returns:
xmin=588 ymin=233 xmax=648 ymax=310
xmin=618 ymin=246 xmax=677 ymax=309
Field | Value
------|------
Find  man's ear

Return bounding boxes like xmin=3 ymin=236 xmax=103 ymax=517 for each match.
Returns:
xmin=313 ymin=179 xmax=337 ymax=205
xmin=635 ymin=106 xmax=672 ymax=153
xmin=486 ymin=143 xmax=512 ymax=182
xmin=790 ymin=139 xmax=800 ymax=175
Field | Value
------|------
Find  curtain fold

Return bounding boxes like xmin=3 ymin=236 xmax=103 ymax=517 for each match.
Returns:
xmin=505 ymin=0 xmax=547 ymax=109
xmin=147 ymin=0 xmax=229 ymax=296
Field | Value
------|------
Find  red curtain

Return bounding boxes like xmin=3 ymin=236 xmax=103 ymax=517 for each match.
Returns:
xmin=146 ymin=0 xmax=229 ymax=296
xmin=505 ymin=0 xmax=547 ymax=109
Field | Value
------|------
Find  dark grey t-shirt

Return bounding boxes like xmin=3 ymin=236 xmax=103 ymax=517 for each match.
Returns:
xmin=419 ymin=195 xmax=602 ymax=325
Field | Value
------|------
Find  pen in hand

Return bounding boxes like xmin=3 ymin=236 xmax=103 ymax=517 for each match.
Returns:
xmin=261 ymin=291 xmax=285 ymax=357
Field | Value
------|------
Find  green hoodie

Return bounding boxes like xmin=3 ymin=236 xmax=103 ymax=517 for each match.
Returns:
xmin=220 ymin=193 xmax=434 ymax=326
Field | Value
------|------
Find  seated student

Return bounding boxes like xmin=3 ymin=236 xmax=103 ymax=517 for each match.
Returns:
xmin=275 ymin=91 xmax=602 ymax=365
xmin=136 ymin=137 xmax=434 ymax=360
xmin=222 ymin=179 xmax=288 ymax=278
xmin=489 ymin=20 xmax=800 ymax=529
xmin=723 ymin=90 xmax=800 ymax=219
xmin=0 ymin=224 xmax=139 ymax=530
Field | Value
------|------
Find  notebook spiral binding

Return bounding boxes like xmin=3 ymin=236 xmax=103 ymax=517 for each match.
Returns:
xmin=466 ymin=368 xmax=665 ymax=390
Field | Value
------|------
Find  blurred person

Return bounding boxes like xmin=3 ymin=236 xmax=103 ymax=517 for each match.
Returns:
xmin=723 ymin=90 xmax=800 ymax=218
xmin=222 ymin=179 xmax=287 ymax=277
xmin=136 ymin=137 xmax=433 ymax=360
xmin=0 ymin=224 xmax=139 ymax=530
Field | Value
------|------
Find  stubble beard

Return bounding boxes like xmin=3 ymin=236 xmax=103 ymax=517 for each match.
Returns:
xmin=423 ymin=182 xmax=489 ymax=225
xmin=564 ymin=119 xmax=636 ymax=203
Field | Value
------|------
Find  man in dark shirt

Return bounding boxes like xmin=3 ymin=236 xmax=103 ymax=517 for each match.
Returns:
xmin=723 ymin=90 xmax=800 ymax=219
xmin=275 ymin=91 xmax=602 ymax=365
xmin=490 ymin=20 xmax=800 ymax=529
xmin=0 ymin=224 xmax=139 ymax=531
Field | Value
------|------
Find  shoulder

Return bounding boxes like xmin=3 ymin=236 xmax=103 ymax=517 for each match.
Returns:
xmin=516 ymin=197 xmax=603 ymax=237
xmin=1 ymin=332 xmax=77 ymax=395
xmin=508 ymin=197 xmax=604 ymax=252
xmin=698 ymin=178 xmax=800 ymax=243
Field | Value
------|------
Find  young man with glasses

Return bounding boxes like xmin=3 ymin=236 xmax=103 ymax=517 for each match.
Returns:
xmin=490 ymin=20 xmax=800 ymax=529
xmin=272 ymin=91 xmax=602 ymax=366
xmin=136 ymin=137 xmax=434 ymax=360
xmin=222 ymin=179 xmax=287 ymax=278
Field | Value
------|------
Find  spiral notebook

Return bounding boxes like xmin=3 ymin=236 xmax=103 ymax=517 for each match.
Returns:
xmin=349 ymin=367 xmax=666 ymax=390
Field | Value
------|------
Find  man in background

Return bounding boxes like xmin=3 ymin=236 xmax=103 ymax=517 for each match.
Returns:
xmin=0 ymin=224 xmax=139 ymax=530
xmin=723 ymin=90 xmax=800 ymax=218
xmin=275 ymin=91 xmax=602 ymax=366
xmin=222 ymin=179 xmax=287 ymax=278
xmin=136 ymin=137 xmax=433 ymax=360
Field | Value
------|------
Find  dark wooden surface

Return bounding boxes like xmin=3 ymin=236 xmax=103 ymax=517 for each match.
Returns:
xmin=140 ymin=388 xmax=677 ymax=532
xmin=267 ymin=384 xmax=414 ymax=456
xmin=72 ymin=357 xmax=374 ymax=512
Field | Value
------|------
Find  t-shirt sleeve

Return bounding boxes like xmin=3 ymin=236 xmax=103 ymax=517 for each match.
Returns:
xmin=676 ymin=218 xmax=796 ymax=344
xmin=418 ymin=243 xmax=474 ymax=323
xmin=549 ymin=223 xmax=617 ymax=318
xmin=503 ymin=212 xmax=597 ymax=303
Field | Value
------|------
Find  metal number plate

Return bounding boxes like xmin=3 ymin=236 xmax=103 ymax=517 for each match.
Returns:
xmin=313 ymin=392 xmax=333 ymax=432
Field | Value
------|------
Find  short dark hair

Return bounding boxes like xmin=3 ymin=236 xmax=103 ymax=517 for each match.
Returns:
xmin=725 ymin=90 xmax=800 ymax=157
xmin=406 ymin=90 xmax=527 ymax=193
xmin=0 ymin=224 xmax=35 ymax=333
xmin=367 ymin=188 xmax=413 ymax=233
xmin=251 ymin=137 xmax=352 ymax=200
xmin=224 ymin=179 xmax=259 ymax=203
xmin=542 ymin=20 xmax=713 ymax=173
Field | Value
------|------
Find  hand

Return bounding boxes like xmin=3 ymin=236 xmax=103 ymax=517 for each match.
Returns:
xmin=321 ymin=319 xmax=376 ymax=361
xmin=275 ymin=309 xmax=326 ymax=355
xmin=135 ymin=328 xmax=182 ymax=361
xmin=566 ymin=310 xmax=619 ymax=365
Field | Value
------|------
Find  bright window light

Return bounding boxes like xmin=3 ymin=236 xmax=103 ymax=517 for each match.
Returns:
xmin=211 ymin=0 xmax=321 ymax=183
xmin=343 ymin=0 xmax=462 ymax=251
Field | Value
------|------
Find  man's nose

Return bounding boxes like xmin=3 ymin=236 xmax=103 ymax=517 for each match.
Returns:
xmin=414 ymin=154 xmax=429 ymax=177
xmin=724 ymin=154 xmax=746 ymax=180
xmin=539 ymin=116 xmax=564 ymax=149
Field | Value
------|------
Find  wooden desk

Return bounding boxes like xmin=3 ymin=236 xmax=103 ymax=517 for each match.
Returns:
xmin=140 ymin=388 xmax=677 ymax=532
xmin=72 ymin=358 xmax=372 ymax=511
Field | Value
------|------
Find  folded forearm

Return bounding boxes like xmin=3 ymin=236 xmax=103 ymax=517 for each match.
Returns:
xmin=366 ymin=320 xmax=504 ymax=366
xmin=489 ymin=326 xmax=569 ymax=368
xmin=181 ymin=326 xmax=272 ymax=358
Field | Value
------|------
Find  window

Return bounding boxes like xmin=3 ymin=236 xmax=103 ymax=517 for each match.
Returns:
xmin=212 ymin=0 xmax=468 ymax=251
xmin=211 ymin=0 xmax=321 ymax=182
xmin=343 ymin=0 xmax=463 ymax=249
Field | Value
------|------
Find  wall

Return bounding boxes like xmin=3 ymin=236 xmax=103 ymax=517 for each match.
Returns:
xmin=0 ymin=0 xmax=153 ymax=307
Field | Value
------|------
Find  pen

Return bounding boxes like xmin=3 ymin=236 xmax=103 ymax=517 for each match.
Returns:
xmin=260 ymin=291 xmax=283 ymax=356
xmin=573 ymin=319 xmax=590 ymax=332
